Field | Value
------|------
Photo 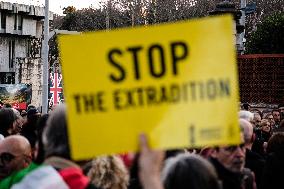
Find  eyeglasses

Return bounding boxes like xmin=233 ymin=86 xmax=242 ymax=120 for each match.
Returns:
xmin=224 ymin=143 xmax=246 ymax=153
xmin=0 ymin=152 xmax=16 ymax=165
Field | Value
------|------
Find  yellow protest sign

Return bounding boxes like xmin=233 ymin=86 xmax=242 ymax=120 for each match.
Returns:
xmin=59 ymin=15 xmax=240 ymax=160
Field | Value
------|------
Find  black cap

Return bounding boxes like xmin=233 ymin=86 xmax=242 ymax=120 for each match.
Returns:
xmin=27 ymin=104 xmax=36 ymax=111
xmin=27 ymin=108 xmax=40 ymax=119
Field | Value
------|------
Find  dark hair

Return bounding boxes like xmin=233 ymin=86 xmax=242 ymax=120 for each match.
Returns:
xmin=27 ymin=108 xmax=39 ymax=119
xmin=4 ymin=103 xmax=12 ymax=108
xmin=266 ymin=133 xmax=284 ymax=154
xmin=278 ymin=104 xmax=284 ymax=109
xmin=21 ymin=110 xmax=27 ymax=117
xmin=0 ymin=108 xmax=17 ymax=137
xmin=243 ymin=103 xmax=250 ymax=111
xmin=128 ymin=153 xmax=142 ymax=189
xmin=162 ymin=154 xmax=221 ymax=189
xmin=27 ymin=105 xmax=36 ymax=111
xmin=279 ymin=119 xmax=284 ymax=129
xmin=34 ymin=114 xmax=49 ymax=164
xmin=272 ymin=109 xmax=280 ymax=114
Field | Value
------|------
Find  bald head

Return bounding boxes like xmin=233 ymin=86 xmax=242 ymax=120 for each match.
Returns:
xmin=239 ymin=119 xmax=254 ymax=146
xmin=0 ymin=135 xmax=31 ymax=156
xmin=0 ymin=135 xmax=32 ymax=179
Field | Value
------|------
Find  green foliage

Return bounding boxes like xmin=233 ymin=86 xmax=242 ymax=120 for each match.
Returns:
xmin=246 ymin=12 xmax=284 ymax=54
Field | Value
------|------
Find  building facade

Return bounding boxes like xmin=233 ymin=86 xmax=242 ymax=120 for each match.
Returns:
xmin=0 ymin=1 xmax=53 ymax=107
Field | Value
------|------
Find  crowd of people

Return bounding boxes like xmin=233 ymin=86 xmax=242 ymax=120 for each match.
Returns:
xmin=0 ymin=103 xmax=284 ymax=189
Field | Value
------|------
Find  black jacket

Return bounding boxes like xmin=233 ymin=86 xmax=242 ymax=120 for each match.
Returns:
xmin=245 ymin=149 xmax=265 ymax=189
xmin=261 ymin=150 xmax=284 ymax=189
xmin=210 ymin=157 xmax=255 ymax=189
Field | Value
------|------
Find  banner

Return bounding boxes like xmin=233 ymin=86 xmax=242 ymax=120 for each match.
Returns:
xmin=59 ymin=15 xmax=241 ymax=160
xmin=0 ymin=84 xmax=32 ymax=110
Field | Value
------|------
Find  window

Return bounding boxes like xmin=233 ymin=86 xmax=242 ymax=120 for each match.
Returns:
xmin=14 ymin=14 xmax=17 ymax=30
xmin=26 ymin=39 xmax=31 ymax=57
xmin=9 ymin=40 xmax=15 ymax=68
xmin=0 ymin=73 xmax=15 ymax=84
xmin=1 ymin=12 xmax=6 ymax=29
xmin=13 ymin=14 xmax=23 ymax=30
xmin=18 ymin=15 xmax=23 ymax=30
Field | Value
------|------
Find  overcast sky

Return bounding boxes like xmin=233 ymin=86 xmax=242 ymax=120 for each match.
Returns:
xmin=7 ymin=0 xmax=103 ymax=15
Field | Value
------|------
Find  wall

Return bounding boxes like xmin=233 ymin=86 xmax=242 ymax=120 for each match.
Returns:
xmin=15 ymin=57 xmax=42 ymax=107
xmin=22 ymin=18 xmax=37 ymax=36
xmin=0 ymin=37 xmax=27 ymax=72
xmin=0 ymin=1 xmax=54 ymax=108
xmin=0 ymin=37 xmax=9 ymax=71
xmin=5 ymin=14 xmax=14 ymax=33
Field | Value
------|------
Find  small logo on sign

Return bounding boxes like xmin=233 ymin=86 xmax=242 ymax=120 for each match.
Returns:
xmin=189 ymin=124 xmax=195 ymax=146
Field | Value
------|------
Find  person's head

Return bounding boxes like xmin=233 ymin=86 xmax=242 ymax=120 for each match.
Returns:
xmin=250 ymin=108 xmax=262 ymax=117
xmin=264 ymin=112 xmax=274 ymax=123
xmin=239 ymin=110 xmax=254 ymax=124
xmin=242 ymin=103 xmax=250 ymax=111
xmin=199 ymin=147 xmax=215 ymax=159
xmin=278 ymin=104 xmax=284 ymax=120
xmin=34 ymin=114 xmax=49 ymax=164
xmin=0 ymin=135 xmax=32 ymax=179
xmin=162 ymin=153 xmax=220 ymax=189
xmin=42 ymin=104 xmax=70 ymax=159
xmin=213 ymin=143 xmax=246 ymax=173
xmin=272 ymin=109 xmax=280 ymax=124
xmin=87 ymin=155 xmax=129 ymax=189
xmin=239 ymin=119 xmax=254 ymax=147
xmin=27 ymin=108 xmax=41 ymax=124
xmin=3 ymin=104 xmax=12 ymax=108
xmin=21 ymin=110 xmax=27 ymax=117
xmin=279 ymin=119 xmax=284 ymax=129
xmin=266 ymin=132 xmax=284 ymax=154
xmin=10 ymin=108 xmax=23 ymax=135
xmin=252 ymin=113 xmax=261 ymax=128
xmin=212 ymin=124 xmax=246 ymax=174
xmin=20 ymin=110 xmax=27 ymax=123
xmin=264 ymin=113 xmax=275 ymax=127
xmin=0 ymin=108 xmax=18 ymax=137
xmin=260 ymin=119 xmax=271 ymax=133
xmin=27 ymin=104 xmax=36 ymax=111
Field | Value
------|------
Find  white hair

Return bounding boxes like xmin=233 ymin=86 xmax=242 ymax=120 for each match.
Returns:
xmin=239 ymin=118 xmax=253 ymax=144
xmin=239 ymin=110 xmax=254 ymax=122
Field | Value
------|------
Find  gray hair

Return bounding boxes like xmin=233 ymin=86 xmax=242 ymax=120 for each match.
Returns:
xmin=239 ymin=118 xmax=253 ymax=144
xmin=42 ymin=104 xmax=70 ymax=159
xmin=239 ymin=110 xmax=254 ymax=122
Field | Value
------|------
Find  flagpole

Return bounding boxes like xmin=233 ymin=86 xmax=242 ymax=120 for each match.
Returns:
xmin=41 ymin=0 xmax=49 ymax=113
